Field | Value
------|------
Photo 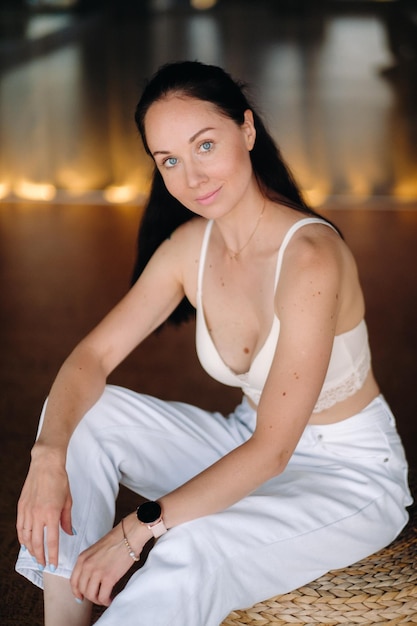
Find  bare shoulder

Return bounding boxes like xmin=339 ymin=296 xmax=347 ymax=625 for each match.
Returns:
xmin=152 ymin=216 xmax=207 ymax=264
xmin=173 ymin=216 xmax=207 ymax=238
xmin=276 ymin=218 xmax=363 ymax=330
xmin=166 ymin=217 xmax=207 ymax=251
xmin=283 ymin=220 xmax=347 ymax=275
xmin=162 ymin=217 xmax=208 ymax=303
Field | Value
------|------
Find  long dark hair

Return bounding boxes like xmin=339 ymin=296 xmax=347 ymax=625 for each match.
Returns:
xmin=132 ymin=61 xmax=334 ymax=327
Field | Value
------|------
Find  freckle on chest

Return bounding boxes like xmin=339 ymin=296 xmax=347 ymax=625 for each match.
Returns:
xmin=243 ymin=347 xmax=250 ymax=354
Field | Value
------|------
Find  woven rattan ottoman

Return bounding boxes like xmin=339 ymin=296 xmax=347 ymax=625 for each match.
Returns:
xmin=222 ymin=485 xmax=417 ymax=625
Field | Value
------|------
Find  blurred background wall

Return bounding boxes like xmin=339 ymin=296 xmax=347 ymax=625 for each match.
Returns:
xmin=1 ymin=0 xmax=416 ymax=208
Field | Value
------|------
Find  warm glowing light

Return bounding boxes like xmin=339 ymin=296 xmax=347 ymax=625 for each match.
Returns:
xmin=58 ymin=168 xmax=103 ymax=196
xmin=350 ymin=184 xmax=371 ymax=199
xmin=0 ymin=181 xmax=11 ymax=199
xmin=344 ymin=171 xmax=372 ymax=199
xmin=14 ymin=180 xmax=56 ymax=201
xmin=394 ymin=179 xmax=417 ymax=201
xmin=190 ymin=0 xmax=218 ymax=10
xmin=303 ymin=186 xmax=330 ymax=208
xmin=103 ymin=185 xmax=138 ymax=204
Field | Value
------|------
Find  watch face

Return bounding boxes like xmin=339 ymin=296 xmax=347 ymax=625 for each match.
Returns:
xmin=137 ymin=501 xmax=162 ymax=524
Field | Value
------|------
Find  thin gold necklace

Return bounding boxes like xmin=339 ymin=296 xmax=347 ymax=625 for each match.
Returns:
xmin=227 ymin=199 xmax=266 ymax=260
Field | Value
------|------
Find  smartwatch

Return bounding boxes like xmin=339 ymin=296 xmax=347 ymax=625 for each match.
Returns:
xmin=136 ymin=501 xmax=167 ymax=538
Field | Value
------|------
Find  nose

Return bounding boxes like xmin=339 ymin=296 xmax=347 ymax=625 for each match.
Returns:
xmin=183 ymin=160 xmax=208 ymax=188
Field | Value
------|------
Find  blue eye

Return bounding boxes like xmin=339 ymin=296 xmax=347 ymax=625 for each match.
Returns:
xmin=200 ymin=141 xmax=213 ymax=152
xmin=164 ymin=157 xmax=178 ymax=168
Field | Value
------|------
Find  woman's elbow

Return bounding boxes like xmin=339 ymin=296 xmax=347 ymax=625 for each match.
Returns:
xmin=247 ymin=435 xmax=292 ymax=481
xmin=268 ymin=449 xmax=291 ymax=478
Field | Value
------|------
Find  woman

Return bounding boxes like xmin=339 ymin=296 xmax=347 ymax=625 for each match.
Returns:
xmin=16 ymin=61 xmax=412 ymax=626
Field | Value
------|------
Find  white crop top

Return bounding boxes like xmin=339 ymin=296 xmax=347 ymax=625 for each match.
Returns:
xmin=196 ymin=217 xmax=371 ymax=413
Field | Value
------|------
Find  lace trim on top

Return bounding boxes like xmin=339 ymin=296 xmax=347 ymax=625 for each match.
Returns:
xmin=312 ymin=341 xmax=371 ymax=413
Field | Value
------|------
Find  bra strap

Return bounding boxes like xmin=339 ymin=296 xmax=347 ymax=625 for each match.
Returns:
xmin=197 ymin=220 xmax=214 ymax=300
xmin=273 ymin=218 xmax=338 ymax=289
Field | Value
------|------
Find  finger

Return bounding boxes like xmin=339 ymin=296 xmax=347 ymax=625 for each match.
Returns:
xmin=18 ymin=513 xmax=35 ymax=554
xmin=16 ymin=502 xmax=31 ymax=548
xmin=97 ymin=579 xmax=113 ymax=607
xmin=83 ymin=572 xmax=111 ymax=607
xmin=46 ymin=521 xmax=60 ymax=569
xmin=82 ymin=573 xmax=100 ymax=605
xmin=60 ymin=493 xmax=73 ymax=536
xmin=19 ymin=525 xmax=34 ymax=552
xmin=70 ymin=555 xmax=84 ymax=601
xmin=31 ymin=520 xmax=47 ymax=567
xmin=20 ymin=523 xmax=46 ymax=572
xmin=72 ymin=554 xmax=106 ymax=606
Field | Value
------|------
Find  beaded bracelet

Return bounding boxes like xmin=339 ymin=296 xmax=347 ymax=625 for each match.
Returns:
xmin=121 ymin=518 xmax=140 ymax=562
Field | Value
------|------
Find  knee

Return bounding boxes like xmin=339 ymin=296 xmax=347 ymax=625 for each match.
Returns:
xmin=70 ymin=385 xmax=127 ymax=441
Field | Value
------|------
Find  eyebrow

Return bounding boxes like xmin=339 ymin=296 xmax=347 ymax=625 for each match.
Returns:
xmin=152 ymin=127 xmax=215 ymax=157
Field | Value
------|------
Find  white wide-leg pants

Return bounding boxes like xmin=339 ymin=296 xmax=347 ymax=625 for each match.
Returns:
xmin=16 ymin=386 xmax=412 ymax=626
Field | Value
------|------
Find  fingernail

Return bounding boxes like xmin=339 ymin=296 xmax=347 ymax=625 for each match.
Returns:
xmin=72 ymin=527 xmax=78 ymax=536
xmin=31 ymin=556 xmax=38 ymax=564
xmin=38 ymin=563 xmax=45 ymax=571
xmin=74 ymin=597 xmax=83 ymax=604
xmin=21 ymin=544 xmax=27 ymax=551
xmin=48 ymin=564 xmax=56 ymax=573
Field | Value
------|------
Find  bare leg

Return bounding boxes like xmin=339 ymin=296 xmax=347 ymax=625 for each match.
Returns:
xmin=44 ymin=573 xmax=93 ymax=626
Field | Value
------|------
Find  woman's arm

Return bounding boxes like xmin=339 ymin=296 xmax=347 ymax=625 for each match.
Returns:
xmin=161 ymin=227 xmax=342 ymax=523
xmin=16 ymin=232 xmax=187 ymax=569
xmin=71 ymin=228 xmax=345 ymax=606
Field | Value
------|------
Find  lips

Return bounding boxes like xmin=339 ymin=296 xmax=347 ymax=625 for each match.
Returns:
xmin=195 ymin=186 xmax=221 ymax=205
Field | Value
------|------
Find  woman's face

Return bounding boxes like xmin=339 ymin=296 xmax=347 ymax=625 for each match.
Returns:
xmin=144 ymin=95 xmax=257 ymax=218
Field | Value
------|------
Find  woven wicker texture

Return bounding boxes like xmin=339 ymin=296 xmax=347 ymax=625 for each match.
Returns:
xmin=222 ymin=489 xmax=417 ymax=625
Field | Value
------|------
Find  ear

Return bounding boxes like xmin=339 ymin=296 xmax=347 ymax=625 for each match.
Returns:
xmin=242 ymin=109 xmax=256 ymax=151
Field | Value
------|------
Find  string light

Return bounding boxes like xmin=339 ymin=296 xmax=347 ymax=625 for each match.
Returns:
xmin=103 ymin=184 xmax=137 ymax=204
xmin=190 ymin=0 xmax=218 ymax=10
xmin=14 ymin=180 xmax=56 ymax=201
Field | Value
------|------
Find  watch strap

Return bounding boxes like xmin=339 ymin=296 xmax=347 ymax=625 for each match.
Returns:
xmin=147 ymin=517 xmax=167 ymax=538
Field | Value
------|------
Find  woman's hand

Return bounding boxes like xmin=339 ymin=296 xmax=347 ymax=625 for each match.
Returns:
xmin=70 ymin=513 xmax=151 ymax=607
xmin=16 ymin=444 xmax=73 ymax=570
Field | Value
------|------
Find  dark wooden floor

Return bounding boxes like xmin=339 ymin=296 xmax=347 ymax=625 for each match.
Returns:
xmin=0 ymin=2 xmax=416 ymax=625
